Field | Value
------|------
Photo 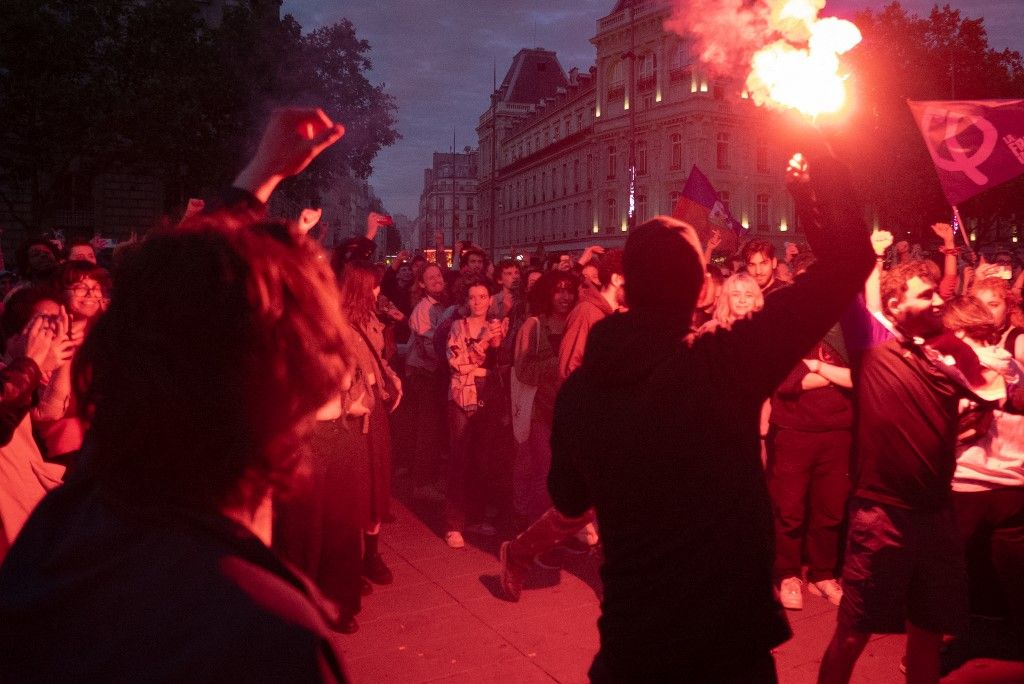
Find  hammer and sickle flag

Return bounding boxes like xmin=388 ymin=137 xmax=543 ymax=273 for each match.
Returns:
xmin=908 ymin=99 xmax=1024 ymax=206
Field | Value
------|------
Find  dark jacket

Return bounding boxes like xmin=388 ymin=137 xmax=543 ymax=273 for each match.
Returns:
xmin=0 ymin=472 xmax=348 ymax=682
xmin=548 ymin=154 xmax=874 ymax=679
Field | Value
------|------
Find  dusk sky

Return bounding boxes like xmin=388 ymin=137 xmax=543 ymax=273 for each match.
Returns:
xmin=284 ymin=0 xmax=1024 ymax=218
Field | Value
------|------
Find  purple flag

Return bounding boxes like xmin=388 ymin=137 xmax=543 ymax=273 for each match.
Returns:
xmin=908 ymin=99 xmax=1024 ymax=206
xmin=671 ymin=166 xmax=745 ymax=255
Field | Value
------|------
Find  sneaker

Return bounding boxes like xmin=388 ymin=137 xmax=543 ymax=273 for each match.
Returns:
xmin=363 ymin=552 xmax=393 ymax=585
xmin=779 ymin=576 xmax=803 ymax=610
xmin=444 ymin=530 xmax=465 ymax=549
xmin=413 ymin=483 xmax=445 ymax=503
xmin=465 ymin=521 xmax=497 ymax=536
xmin=499 ymin=541 xmax=524 ymax=602
xmin=808 ymin=578 xmax=843 ymax=606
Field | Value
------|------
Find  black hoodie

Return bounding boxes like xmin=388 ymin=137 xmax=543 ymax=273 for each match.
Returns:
xmin=548 ymin=154 xmax=874 ymax=679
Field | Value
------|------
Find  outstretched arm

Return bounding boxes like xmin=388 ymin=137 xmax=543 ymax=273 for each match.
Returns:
xmin=707 ymin=146 xmax=874 ymax=403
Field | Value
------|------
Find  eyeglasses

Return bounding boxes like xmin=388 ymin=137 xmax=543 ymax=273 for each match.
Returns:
xmin=67 ymin=284 xmax=104 ymax=298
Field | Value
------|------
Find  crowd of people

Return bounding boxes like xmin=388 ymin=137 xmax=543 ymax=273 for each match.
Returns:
xmin=0 ymin=108 xmax=1021 ymax=683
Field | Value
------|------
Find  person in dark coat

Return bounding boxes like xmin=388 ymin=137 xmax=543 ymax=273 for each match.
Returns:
xmin=547 ymin=148 xmax=874 ymax=681
xmin=0 ymin=108 xmax=351 ymax=681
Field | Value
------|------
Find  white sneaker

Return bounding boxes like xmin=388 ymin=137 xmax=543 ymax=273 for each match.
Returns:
xmin=779 ymin=576 xmax=803 ymax=610
xmin=808 ymin=579 xmax=843 ymax=606
xmin=579 ymin=522 xmax=599 ymax=546
xmin=444 ymin=531 xmax=465 ymax=549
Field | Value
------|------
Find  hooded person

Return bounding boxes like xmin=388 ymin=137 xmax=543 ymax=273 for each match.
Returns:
xmin=546 ymin=148 xmax=874 ymax=681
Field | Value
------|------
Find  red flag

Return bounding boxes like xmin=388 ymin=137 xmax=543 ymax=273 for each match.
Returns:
xmin=671 ymin=166 xmax=746 ymax=255
xmin=907 ymin=99 xmax=1024 ymax=206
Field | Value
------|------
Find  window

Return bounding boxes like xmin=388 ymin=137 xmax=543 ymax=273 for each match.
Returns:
xmin=668 ymin=190 xmax=682 ymax=212
xmin=561 ymin=206 xmax=568 ymax=237
xmin=670 ymin=44 xmax=688 ymax=73
xmin=607 ymin=60 xmax=625 ymax=102
xmin=574 ymin=203 xmax=581 ymax=236
xmin=670 ymin=133 xmax=683 ymax=170
xmin=605 ymin=197 xmax=617 ymax=233
xmin=541 ymin=172 xmax=547 ymax=201
xmin=576 ymin=111 xmax=583 ymax=131
xmin=719 ymin=190 xmax=731 ymax=215
xmin=467 ymin=214 xmax=474 ymax=229
xmin=608 ymin=146 xmax=617 ymax=179
xmin=756 ymin=193 xmax=771 ymax=233
xmin=562 ymin=163 xmax=568 ymax=196
xmin=636 ymin=191 xmax=648 ymax=223
xmin=716 ymin=132 xmax=731 ymax=170
xmin=453 ymin=196 xmax=460 ymax=211
xmin=586 ymin=200 xmax=593 ymax=232
xmin=638 ymin=53 xmax=656 ymax=91
xmin=466 ymin=196 xmax=474 ymax=210
xmin=587 ymin=154 xmax=594 ymax=189
xmin=573 ymin=159 xmax=580 ymax=192
xmin=756 ymin=138 xmax=770 ymax=173
xmin=636 ymin=140 xmax=648 ymax=176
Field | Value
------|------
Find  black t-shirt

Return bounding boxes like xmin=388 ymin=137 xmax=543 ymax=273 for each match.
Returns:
xmin=854 ymin=338 xmax=965 ymax=510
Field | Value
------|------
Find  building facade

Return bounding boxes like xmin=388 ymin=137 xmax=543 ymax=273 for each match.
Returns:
xmin=479 ymin=0 xmax=794 ymax=258
xmin=415 ymin=149 xmax=480 ymax=255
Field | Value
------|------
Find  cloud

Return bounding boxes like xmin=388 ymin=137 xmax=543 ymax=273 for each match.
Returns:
xmin=283 ymin=0 xmax=608 ymax=217
xmin=283 ymin=0 xmax=1022 ymax=218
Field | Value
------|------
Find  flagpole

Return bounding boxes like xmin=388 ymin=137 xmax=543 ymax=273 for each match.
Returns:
xmin=952 ymin=204 xmax=975 ymax=260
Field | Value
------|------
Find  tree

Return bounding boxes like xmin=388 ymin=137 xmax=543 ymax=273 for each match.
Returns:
xmin=828 ymin=2 xmax=1024 ymax=245
xmin=0 ymin=0 xmax=398 ymax=235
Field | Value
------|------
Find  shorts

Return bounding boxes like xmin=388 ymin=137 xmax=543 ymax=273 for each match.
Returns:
xmin=838 ymin=497 xmax=968 ymax=635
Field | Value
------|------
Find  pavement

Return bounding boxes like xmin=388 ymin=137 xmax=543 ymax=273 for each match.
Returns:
xmin=336 ymin=493 xmax=918 ymax=683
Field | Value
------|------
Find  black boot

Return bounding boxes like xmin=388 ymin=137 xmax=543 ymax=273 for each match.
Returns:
xmin=363 ymin=532 xmax=393 ymax=585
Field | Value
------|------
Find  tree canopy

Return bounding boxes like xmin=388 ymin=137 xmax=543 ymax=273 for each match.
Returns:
xmin=830 ymin=2 xmax=1024 ymax=244
xmin=0 ymin=0 xmax=399 ymax=233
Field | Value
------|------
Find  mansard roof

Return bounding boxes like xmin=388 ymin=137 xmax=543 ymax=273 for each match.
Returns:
xmin=497 ymin=48 xmax=569 ymax=105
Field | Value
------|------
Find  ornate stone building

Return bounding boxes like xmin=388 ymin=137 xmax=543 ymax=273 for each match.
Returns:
xmin=478 ymin=0 xmax=794 ymax=257
xmin=415 ymin=149 xmax=480 ymax=258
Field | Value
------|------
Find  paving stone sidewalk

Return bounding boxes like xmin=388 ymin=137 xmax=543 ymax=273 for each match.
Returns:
xmin=336 ymin=495 xmax=915 ymax=683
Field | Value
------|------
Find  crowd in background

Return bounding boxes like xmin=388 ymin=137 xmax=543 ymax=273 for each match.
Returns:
xmin=0 ymin=108 xmax=1020 ymax=682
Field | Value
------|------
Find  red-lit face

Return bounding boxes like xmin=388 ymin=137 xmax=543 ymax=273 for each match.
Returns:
xmin=68 ymin=245 xmax=97 ymax=264
xmin=975 ymin=288 xmax=1007 ymax=328
xmin=66 ymin=276 xmax=104 ymax=320
xmin=466 ymin=284 xmax=490 ymax=318
xmin=729 ymin=280 xmax=759 ymax=318
xmin=889 ymin=276 xmax=944 ymax=338
xmin=466 ymin=253 xmax=484 ymax=273
xmin=499 ymin=266 xmax=520 ymax=290
xmin=422 ymin=265 xmax=446 ymax=297
xmin=746 ymin=252 xmax=777 ymax=289
xmin=552 ymin=281 xmax=576 ymax=315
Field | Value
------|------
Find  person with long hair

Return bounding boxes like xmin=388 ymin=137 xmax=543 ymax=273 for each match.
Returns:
xmin=699 ymin=271 xmax=765 ymax=334
xmin=972 ymin=276 xmax=1024 ymax=364
xmin=274 ymin=258 xmax=401 ymax=634
xmin=511 ymin=270 xmax=578 ymax=528
xmin=32 ymin=261 xmax=108 ymax=466
xmin=443 ymin=278 xmax=505 ymax=548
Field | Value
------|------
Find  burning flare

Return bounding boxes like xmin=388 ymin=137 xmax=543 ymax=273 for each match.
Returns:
xmin=747 ymin=7 xmax=862 ymax=116
xmin=667 ymin=0 xmax=862 ymax=118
